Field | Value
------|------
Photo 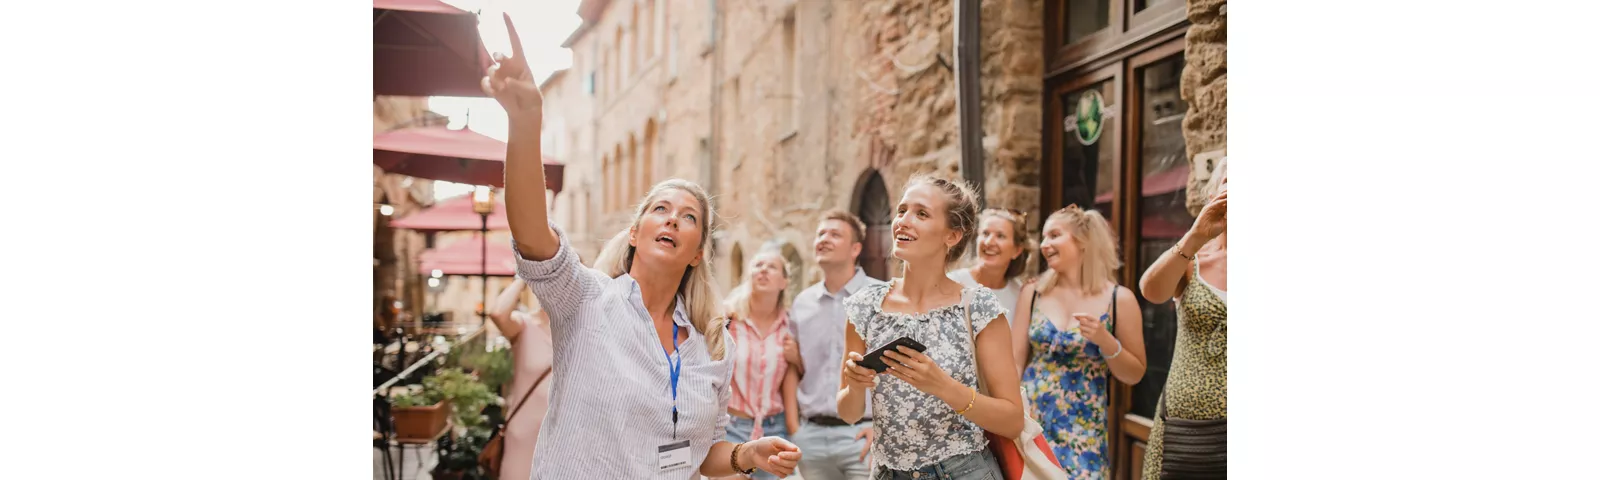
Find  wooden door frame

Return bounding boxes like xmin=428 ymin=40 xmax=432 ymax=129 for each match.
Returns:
xmin=1042 ymin=9 xmax=1188 ymax=474
xmin=1041 ymin=62 xmax=1122 ymax=225
xmin=1112 ymin=35 xmax=1189 ymax=480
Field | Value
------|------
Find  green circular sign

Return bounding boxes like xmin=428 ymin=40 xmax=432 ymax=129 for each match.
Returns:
xmin=1075 ymin=90 xmax=1105 ymax=146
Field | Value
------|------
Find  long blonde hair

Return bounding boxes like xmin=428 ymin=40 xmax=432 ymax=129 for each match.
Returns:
xmin=1035 ymin=205 xmax=1121 ymax=296
xmin=593 ymin=179 xmax=729 ymax=360
xmin=722 ymin=244 xmax=793 ymax=322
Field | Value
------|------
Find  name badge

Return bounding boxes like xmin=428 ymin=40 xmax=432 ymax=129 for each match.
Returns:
xmin=657 ymin=440 xmax=692 ymax=472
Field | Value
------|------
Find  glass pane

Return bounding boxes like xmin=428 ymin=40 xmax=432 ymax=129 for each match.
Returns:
xmin=1134 ymin=0 xmax=1176 ymax=13
xmin=1063 ymin=0 xmax=1111 ymax=44
xmin=1131 ymin=53 xmax=1192 ymax=419
xmin=1058 ymin=81 xmax=1116 ymax=224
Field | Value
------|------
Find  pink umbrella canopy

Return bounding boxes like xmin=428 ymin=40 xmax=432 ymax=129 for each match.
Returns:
xmin=374 ymin=126 xmax=565 ymax=192
xmin=419 ymin=234 xmax=515 ymax=276
xmin=389 ymin=194 xmax=509 ymax=232
xmin=373 ymin=0 xmax=494 ymax=97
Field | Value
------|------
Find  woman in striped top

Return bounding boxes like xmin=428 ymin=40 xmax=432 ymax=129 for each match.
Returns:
xmin=486 ymin=17 xmax=802 ymax=479
xmin=719 ymin=245 xmax=802 ymax=480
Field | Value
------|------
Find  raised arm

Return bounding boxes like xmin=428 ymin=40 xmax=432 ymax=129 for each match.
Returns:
xmin=1010 ymin=282 xmax=1037 ymax=377
xmin=484 ymin=14 xmax=557 ymax=260
xmin=487 ymin=277 xmax=527 ymax=342
xmin=1140 ymin=191 xmax=1225 ymax=303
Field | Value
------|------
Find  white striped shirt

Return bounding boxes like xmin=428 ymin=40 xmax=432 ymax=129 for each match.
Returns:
xmin=512 ymin=222 xmax=733 ymax=479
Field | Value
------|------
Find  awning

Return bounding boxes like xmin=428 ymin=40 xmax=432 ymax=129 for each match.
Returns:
xmin=389 ymin=194 xmax=509 ymax=232
xmin=373 ymin=126 xmax=565 ymax=192
xmin=1094 ymin=164 xmax=1190 ymax=204
xmin=419 ymin=234 xmax=515 ymax=276
xmin=373 ymin=0 xmax=494 ymax=97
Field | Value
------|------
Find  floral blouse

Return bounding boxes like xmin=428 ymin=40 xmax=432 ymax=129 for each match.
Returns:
xmin=845 ymin=282 xmax=1005 ymax=471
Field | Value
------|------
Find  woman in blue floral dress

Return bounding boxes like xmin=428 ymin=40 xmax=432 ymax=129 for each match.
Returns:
xmin=1010 ymin=206 xmax=1147 ymax=479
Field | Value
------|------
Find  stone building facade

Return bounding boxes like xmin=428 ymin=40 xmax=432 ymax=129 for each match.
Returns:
xmin=542 ymin=1 xmax=1224 ymax=477
xmin=546 ymin=0 xmax=1050 ymax=289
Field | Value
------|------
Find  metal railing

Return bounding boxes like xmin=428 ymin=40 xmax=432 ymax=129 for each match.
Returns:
xmin=373 ymin=325 xmax=486 ymax=397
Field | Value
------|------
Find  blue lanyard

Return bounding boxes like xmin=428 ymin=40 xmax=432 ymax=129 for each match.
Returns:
xmin=663 ymin=324 xmax=682 ymax=438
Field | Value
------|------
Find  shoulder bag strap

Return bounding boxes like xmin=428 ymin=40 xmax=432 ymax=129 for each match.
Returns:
xmin=962 ymin=289 xmax=989 ymax=396
xmin=502 ymin=367 xmax=552 ymax=427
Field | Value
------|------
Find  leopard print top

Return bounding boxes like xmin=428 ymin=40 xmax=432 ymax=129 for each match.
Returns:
xmin=1142 ymin=261 xmax=1227 ymax=479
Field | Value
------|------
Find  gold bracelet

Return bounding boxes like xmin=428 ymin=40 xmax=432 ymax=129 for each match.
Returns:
xmin=1171 ymin=244 xmax=1195 ymax=261
xmin=955 ymin=386 xmax=977 ymax=415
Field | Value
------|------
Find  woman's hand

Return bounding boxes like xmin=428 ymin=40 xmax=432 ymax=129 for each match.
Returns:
xmin=881 ymin=346 xmax=958 ymax=397
xmin=481 ymin=13 xmax=543 ymax=128
xmin=841 ymin=352 xmax=877 ymax=390
xmin=1188 ymin=191 xmax=1227 ymax=243
xmin=743 ymin=437 xmax=803 ymax=477
xmin=1075 ymin=313 xmax=1115 ymax=348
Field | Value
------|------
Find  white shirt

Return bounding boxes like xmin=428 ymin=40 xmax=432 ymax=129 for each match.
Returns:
xmin=512 ymin=222 xmax=734 ymax=479
xmin=787 ymin=267 xmax=885 ymax=419
xmin=948 ymin=267 xmax=1023 ymax=327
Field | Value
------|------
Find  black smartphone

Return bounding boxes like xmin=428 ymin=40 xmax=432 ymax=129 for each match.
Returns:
xmin=857 ymin=336 xmax=928 ymax=373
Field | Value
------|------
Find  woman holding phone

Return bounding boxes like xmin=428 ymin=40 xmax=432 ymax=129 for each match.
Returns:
xmin=1010 ymin=205 xmax=1146 ymax=479
xmin=486 ymin=15 xmax=800 ymax=479
xmin=1136 ymin=162 xmax=1226 ymax=479
xmin=836 ymin=174 xmax=1024 ymax=480
xmin=718 ymin=244 xmax=802 ymax=480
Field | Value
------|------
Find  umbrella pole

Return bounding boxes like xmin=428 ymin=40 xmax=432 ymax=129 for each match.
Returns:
xmin=480 ymin=213 xmax=489 ymax=335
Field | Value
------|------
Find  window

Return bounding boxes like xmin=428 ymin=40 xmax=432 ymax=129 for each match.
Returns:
xmin=585 ymin=71 xmax=596 ymax=96
xmin=668 ymin=25 xmax=680 ymax=79
xmin=1058 ymin=80 xmax=1117 ymax=221
xmin=781 ymin=13 xmax=797 ymax=134
xmin=1130 ymin=53 xmax=1191 ymax=419
xmin=704 ymin=0 xmax=718 ymax=52
xmin=1062 ymin=0 xmax=1110 ymax=45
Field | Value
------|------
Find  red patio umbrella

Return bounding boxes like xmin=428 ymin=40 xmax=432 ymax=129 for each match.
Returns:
xmin=420 ymin=234 xmax=516 ymax=276
xmin=389 ymin=194 xmax=509 ymax=232
xmin=374 ymin=0 xmax=494 ymax=97
xmin=373 ymin=126 xmax=565 ymax=192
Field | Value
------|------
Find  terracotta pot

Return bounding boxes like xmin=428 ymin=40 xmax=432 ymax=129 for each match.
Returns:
xmin=390 ymin=400 xmax=450 ymax=441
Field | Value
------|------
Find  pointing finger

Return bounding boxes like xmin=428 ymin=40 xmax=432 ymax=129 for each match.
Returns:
xmin=503 ymin=13 xmax=527 ymax=69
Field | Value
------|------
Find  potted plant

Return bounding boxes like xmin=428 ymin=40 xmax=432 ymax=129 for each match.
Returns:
xmin=388 ymin=392 xmax=450 ymax=441
xmin=422 ymin=367 xmax=498 ymax=432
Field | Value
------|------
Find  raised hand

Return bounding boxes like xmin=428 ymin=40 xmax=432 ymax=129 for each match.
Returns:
xmin=481 ymin=13 xmax=542 ymax=128
xmin=1189 ymin=191 xmax=1226 ymax=243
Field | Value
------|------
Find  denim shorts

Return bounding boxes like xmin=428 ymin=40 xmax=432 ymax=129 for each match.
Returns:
xmin=872 ymin=448 xmax=1000 ymax=480
xmin=725 ymin=414 xmax=791 ymax=480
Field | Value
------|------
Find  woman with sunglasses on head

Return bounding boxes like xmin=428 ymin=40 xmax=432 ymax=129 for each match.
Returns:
xmin=836 ymin=174 xmax=1024 ymax=480
xmin=1136 ymin=161 xmax=1227 ymax=479
xmin=948 ymin=208 xmax=1032 ymax=327
xmin=1010 ymin=205 xmax=1146 ymax=479
xmin=485 ymin=15 xmax=800 ymax=479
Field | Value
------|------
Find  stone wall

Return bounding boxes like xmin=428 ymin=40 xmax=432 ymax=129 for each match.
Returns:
xmin=978 ymin=0 xmax=1044 ymax=223
xmin=549 ymin=0 xmax=1048 ymax=291
xmin=1182 ymin=0 xmax=1227 ymax=214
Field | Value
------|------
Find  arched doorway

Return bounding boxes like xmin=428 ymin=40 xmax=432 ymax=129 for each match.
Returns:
xmin=777 ymin=242 xmax=807 ymax=302
xmin=728 ymin=243 xmax=745 ymax=287
xmin=851 ymin=170 xmax=893 ymax=281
